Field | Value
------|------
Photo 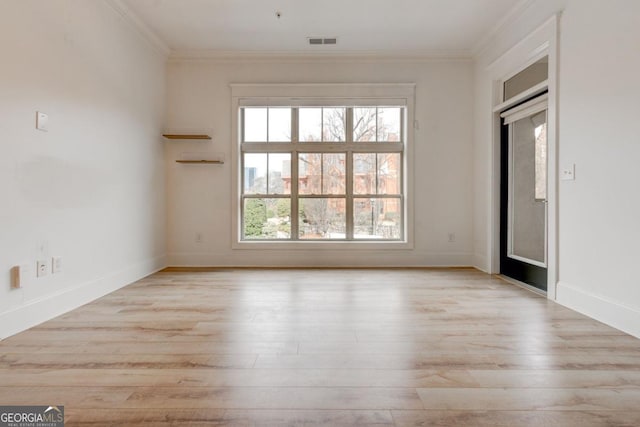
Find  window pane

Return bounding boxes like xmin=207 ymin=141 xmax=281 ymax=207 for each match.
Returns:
xmin=323 ymin=153 xmax=345 ymax=194
xmin=323 ymin=108 xmax=346 ymax=141
xmin=299 ymin=198 xmax=346 ymax=239
xmin=268 ymin=153 xmax=291 ymax=194
xmin=509 ymin=112 xmax=546 ymax=263
xmin=377 ymin=153 xmax=401 ymax=195
xmin=244 ymin=153 xmax=267 ymax=194
xmin=353 ymin=153 xmax=376 ymax=195
xmin=243 ymin=198 xmax=291 ymax=239
xmin=299 ymin=108 xmax=322 ymax=142
xmin=353 ymin=107 xmax=377 ymax=142
xmin=268 ymin=108 xmax=291 ymax=142
xmin=298 ymin=153 xmax=322 ymax=195
xmin=354 ymin=198 xmax=401 ymax=239
xmin=244 ymin=108 xmax=267 ymax=142
xmin=377 ymin=108 xmax=401 ymax=141
xmin=504 ymin=56 xmax=548 ymax=101
xmin=533 ymin=112 xmax=547 ymax=201
xmin=240 ymin=103 xmax=405 ymax=242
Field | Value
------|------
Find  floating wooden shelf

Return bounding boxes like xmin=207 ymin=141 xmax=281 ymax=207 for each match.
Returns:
xmin=176 ymin=160 xmax=224 ymax=164
xmin=163 ymin=134 xmax=212 ymax=140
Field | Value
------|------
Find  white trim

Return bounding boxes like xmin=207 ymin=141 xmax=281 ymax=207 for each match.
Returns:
xmin=103 ymin=0 xmax=171 ymax=56
xmin=500 ymin=94 xmax=548 ymax=123
xmin=557 ymin=281 xmax=640 ymax=339
xmin=488 ymin=15 xmax=559 ymax=300
xmin=230 ymin=83 xmax=416 ymax=99
xmin=507 ymin=254 xmax=546 ymax=268
xmin=498 ymin=44 xmax=550 ymax=85
xmin=238 ymin=98 xmax=408 ymax=107
xmin=233 ymin=241 xmax=413 ymax=251
xmin=0 ymin=255 xmax=166 ymax=340
xmin=169 ymin=50 xmax=473 ymax=63
xmin=493 ymin=81 xmax=548 ymax=113
xmin=503 ymin=97 xmax=549 ymax=272
xmin=230 ymin=83 xmax=416 ymax=251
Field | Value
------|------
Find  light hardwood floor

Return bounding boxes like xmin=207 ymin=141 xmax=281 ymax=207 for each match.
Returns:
xmin=1 ymin=268 xmax=640 ymax=426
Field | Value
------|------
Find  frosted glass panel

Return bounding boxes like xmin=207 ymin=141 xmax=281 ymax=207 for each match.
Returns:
xmin=509 ymin=110 xmax=547 ymax=265
xmin=504 ymin=56 xmax=548 ymax=101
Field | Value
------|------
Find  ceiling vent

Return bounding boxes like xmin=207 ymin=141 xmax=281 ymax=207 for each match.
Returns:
xmin=308 ymin=37 xmax=338 ymax=46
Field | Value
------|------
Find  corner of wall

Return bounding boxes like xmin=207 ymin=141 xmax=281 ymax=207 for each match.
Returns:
xmin=472 ymin=254 xmax=489 ymax=273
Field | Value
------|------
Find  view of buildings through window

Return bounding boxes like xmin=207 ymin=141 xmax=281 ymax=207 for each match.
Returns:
xmin=241 ymin=106 xmax=404 ymax=241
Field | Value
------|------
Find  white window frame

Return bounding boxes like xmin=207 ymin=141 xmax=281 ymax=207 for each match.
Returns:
xmin=230 ymin=83 xmax=416 ymax=250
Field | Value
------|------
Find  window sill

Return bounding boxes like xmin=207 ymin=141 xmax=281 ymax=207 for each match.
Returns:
xmin=232 ymin=240 xmax=413 ymax=251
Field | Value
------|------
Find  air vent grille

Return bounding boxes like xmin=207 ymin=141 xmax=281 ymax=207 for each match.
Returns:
xmin=308 ymin=37 xmax=338 ymax=46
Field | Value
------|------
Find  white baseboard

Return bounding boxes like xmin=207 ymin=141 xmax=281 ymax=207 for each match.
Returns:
xmin=0 ymin=255 xmax=166 ymax=340
xmin=556 ymin=281 xmax=640 ymax=339
xmin=167 ymin=251 xmax=474 ymax=267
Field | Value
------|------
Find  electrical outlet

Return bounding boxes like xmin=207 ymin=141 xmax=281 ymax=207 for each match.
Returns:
xmin=561 ymin=164 xmax=575 ymax=181
xmin=37 ymin=260 xmax=49 ymax=277
xmin=448 ymin=232 xmax=456 ymax=243
xmin=195 ymin=232 xmax=203 ymax=243
xmin=52 ymin=256 xmax=62 ymax=274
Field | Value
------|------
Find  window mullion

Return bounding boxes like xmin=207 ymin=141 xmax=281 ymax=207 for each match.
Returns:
xmin=345 ymin=108 xmax=354 ymax=240
xmin=375 ymin=153 xmax=379 ymax=196
xmin=321 ymin=108 xmax=325 ymax=143
xmin=346 ymin=150 xmax=354 ymax=240
xmin=266 ymin=153 xmax=270 ymax=195
xmin=291 ymin=108 xmax=300 ymax=240
xmin=320 ymin=154 xmax=325 ymax=194
xmin=266 ymin=108 xmax=270 ymax=143
xmin=400 ymin=108 xmax=405 ymax=145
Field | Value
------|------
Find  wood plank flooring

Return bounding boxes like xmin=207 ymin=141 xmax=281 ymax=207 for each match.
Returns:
xmin=1 ymin=268 xmax=639 ymax=426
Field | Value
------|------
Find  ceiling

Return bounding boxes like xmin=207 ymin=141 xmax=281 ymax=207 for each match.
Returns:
xmin=120 ymin=0 xmax=527 ymax=56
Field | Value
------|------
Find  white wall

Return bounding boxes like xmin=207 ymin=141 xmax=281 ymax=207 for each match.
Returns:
xmin=165 ymin=58 xmax=474 ymax=266
xmin=0 ymin=0 xmax=167 ymax=339
xmin=474 ymin=0 xmax=640 ymax=337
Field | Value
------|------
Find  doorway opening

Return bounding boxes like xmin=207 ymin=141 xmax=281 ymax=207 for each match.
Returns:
xmin=500 ymin=93 xmax=548 ymax=292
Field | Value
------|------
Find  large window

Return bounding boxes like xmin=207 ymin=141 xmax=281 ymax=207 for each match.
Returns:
xmin=240 ymin=106 xmax=405 ymax=241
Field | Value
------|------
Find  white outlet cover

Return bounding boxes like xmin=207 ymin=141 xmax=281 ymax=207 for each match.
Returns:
xmin=37 ymin=260 xmax=49 ymax=277
xmin=36 ymin=111 xmax=48 ymax=131
xmin=561 ymin=164 xmax=575 ymax=181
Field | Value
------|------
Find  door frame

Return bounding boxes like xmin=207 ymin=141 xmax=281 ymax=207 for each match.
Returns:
xmin=487 ymin=15 xmax=559 ymax=300
xmin=500 ymin=95 xmax=549 ymax=292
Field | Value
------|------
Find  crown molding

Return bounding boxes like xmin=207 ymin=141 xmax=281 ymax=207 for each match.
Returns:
xmin=472 ymin=0 xmax=538 ymax=58
xmin=104 ymin=0 xmax=170 ymax=57
xmin=168 ymin=49 xmax=473 ymax=64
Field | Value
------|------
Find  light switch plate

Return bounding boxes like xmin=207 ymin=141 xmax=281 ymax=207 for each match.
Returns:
xmin=36 ymin=111 xmax=48 ymax=131
xmin=52 ymin=256 xmax=62 ymax=274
